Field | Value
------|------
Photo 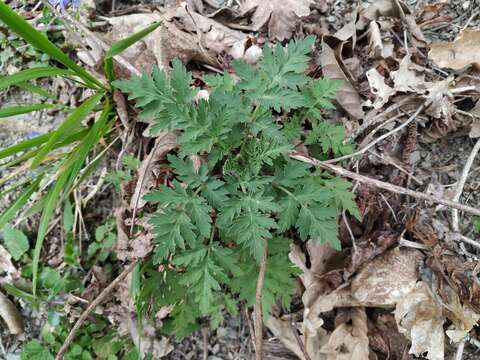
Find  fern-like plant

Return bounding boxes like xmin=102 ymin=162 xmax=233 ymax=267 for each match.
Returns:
xmin=114 ymin=35 xmax=359 ymax=336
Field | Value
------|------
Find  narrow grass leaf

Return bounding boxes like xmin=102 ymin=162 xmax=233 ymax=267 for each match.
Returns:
xmin=0 ymin=177 xmax=41 ymax=230
xmin=32 ymin=169 xmax=70 ymax=295
xmin=31 ymin=92 xmax=104 ymax=167
xmin=16 ymin=82 xmax=55 ymax=99
xmin=0 ymin=67 xmax=73 ymax=90
xmin=104 ymin=21 xmax=161 ymax=81
xmin=0 ymin=2 xmax=104 ymax=89
xmin=0 ymin=103 xmax=59 ymax=118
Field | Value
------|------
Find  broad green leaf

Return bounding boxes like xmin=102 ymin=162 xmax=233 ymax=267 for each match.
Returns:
xmin=2 ymin=224 xmax=29 ymax=260
xmin=0 ymin=2 xmax=103 ymax=89
xmin=20 ymin=340 xmax=53 ymax=360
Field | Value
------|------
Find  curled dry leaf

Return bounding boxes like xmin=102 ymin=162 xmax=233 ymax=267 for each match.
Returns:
xmin=107 ymin=7 xmax=248 ymax=72
xmin=351 ymin=248 xmax=424 ymax=306
xmin=429 ymin=30 xmax=480 ymax=71
xmin=0 ymin=244 xmax=18 ymax=283
xmin=366 ymin=68 xmax=395 ymax=109
xmin=0 ymin=290 xmax=24 ymax=335
xmin=130 ymin=132 xmax=177 ymax=211
xmin=320 ymin=308 xmax=369 ymax=360
xmin=391 ymin=55 xmax=425 ymax=93
xmin=266 ymin=316 xmax=312 ymax=360
xmin=320 ymin=41 xmax=364 ymax=119
xmin=395 ymin=282 xmax=444 ymax=360
xmin=241 ymin=0 xmax=314 ymax=41
xmin=367 ymin=21 xmax=393 ymax=59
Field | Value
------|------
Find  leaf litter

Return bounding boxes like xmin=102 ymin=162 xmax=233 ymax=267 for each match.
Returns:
xmin=5 ymin=0 xmax=480 ymax=359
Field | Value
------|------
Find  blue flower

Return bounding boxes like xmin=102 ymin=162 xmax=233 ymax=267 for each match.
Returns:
xmin=49 ymin=0 xmax=80 ymax=11
xmin=25 ymin=131 xmax=41 ymax=139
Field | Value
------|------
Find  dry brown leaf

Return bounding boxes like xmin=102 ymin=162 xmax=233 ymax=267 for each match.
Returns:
xmin=351 ymin=248 xmax=424 ymax=306
xmin=469 ymin=100 xmax=480 ymax=138
xmin=106 ymin=13 xmax=163 ymax=72
xmin=395 ymin=282 xmax=444 ymax=360
xmin=365 ymin=68 xmax=395 ymax=109
xmin=320 ymin=41 xmax=364 ymax=119
xmin=241 ymin=0 xmax=314 ymax=40
xmin=0 ymin=290 xmax=23 ymax=335
xmin=266 ymin=317 xmax=310 ymax=360
xmin=130 ymin=132 xmax=177 ymax=211
xmin=429 ymin=30 xmax=480 ymax=71
xmin=367 ymin=21 xmax=393 ymax=59
xmin=368 ymin=311 xmax=412 ymax=360
xmin=391 ymin=55 xmax=426 ymax=93
xmin=320 ymin=308 xmax=369 ymax=360
xmin=0 ymin=244 xmax=18 ymax=283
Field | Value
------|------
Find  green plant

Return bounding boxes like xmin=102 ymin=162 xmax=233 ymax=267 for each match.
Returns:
xmin=87 ymin=219 xmax=117 ymax=263
xmin=0 ymin=1 xmax=161 ymax=295
xmin=474 ymin=217 xmax=480 ymax=233
xmin=115 ymin=36 xmax=359 ymax=335
xmin=21 ymin=316 xmax=137 ymax=360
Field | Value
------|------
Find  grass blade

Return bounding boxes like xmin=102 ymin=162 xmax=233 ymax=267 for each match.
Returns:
xmin=0 ymin=67 xmax=73 ymax=90
xmin=31 ymin=102 xmax=113 ymax=294
xmin=0 ymin=103 xmax=59 ymax=118
xmin=0 ymin=132 xmax=52 ymax=160
xmin=31 ymin=92 xmax=104 ymax=167
xmin=16 ymin=82 xmax=55 ymax=99
xmin=0 ymin=1 xmax=104 ymax=89
xmin=0 ymin=177 xmax=41 ymax=230
xmin=104 ymin=21 xmax=161 ymax=81
xmin=32 ymin=169 xmax=70 ymax=295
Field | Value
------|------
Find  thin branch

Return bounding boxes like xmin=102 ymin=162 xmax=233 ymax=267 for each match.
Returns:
xmin=326 ymin=104 xmax=425 ymax=164
xmin=452 ymin=138 xmax=480 ymax=231
xmin=254 ymin=248 xmax=268 ymax=360
xmin=55 ymin=261 xmax=139 ymax=360
xmin=289 ymin=152 xmax=480 ymax=217
xmin=455 ymin=338 xmax=466 ymax=360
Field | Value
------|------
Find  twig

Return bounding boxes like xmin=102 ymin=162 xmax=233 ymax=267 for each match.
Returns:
xmin=129 ymin=139 xmax=161 ymax=236
xmin=289 ymin=152 xmax=480 ymax=217
xmin=254 ymin=248 xmax=268 ymax=360
xmin=201 ymin=327 xmax=209 ymax=360
xmin=455 ymin=234 xmax=480 ymax=250
xmin=289 ymin=321 xmax=312 ymax=360
xmin=55 ymin=261 xmax=139 ymax=360
xmin=452 ymin=138 xmax=480 ymax=231
xmin=455 ymin=339 xmax=466 ymax=360
xmin=0 ymin=291 xmax=24 ymax=335
xmin=326 ymin=104 xmax=425 ymax=164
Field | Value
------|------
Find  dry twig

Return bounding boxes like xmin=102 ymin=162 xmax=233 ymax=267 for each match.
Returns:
xmin=452 ymin=138 xmax=480 ymax=231
xmin=327 ymin=104 xmax=425 ymax=164
xmin=254 ymin=248 xmax=268 ymax=360
xmin=289 ymin=152 xmax=480 ymax=217
xmin=55 ymin=261 xmax=139 ymax=360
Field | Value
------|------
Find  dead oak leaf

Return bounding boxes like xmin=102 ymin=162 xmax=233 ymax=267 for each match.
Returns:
xmin=429 ymin=30 xmax=480 ymax=71
xmin=320 ymin=308 xmax=370 ymax=360
xmin=241 ymin=0 xmax=314 ymax=40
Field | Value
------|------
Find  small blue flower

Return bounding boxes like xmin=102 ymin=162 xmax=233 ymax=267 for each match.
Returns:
xmin=25 ymin=131 xmax=41 ymax=139
xmin=49 ymin=0 xmax=80 ymax=11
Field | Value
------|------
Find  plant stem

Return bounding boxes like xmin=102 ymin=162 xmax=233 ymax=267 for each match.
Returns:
xmin=254 ymin=247 xmax=268 ymax=360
